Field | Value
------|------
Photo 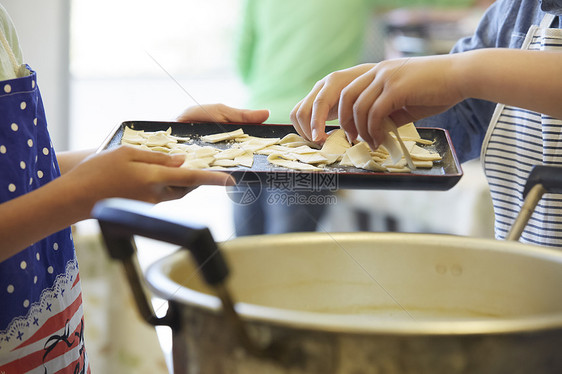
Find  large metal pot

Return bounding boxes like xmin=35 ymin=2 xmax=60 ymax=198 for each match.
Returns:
xmin=93 ymin=166 xmax=562 ymax=374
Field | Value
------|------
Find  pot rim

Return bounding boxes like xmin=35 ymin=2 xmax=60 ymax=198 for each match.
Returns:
xmin=144 ymin=232 xmax=562 ymax=336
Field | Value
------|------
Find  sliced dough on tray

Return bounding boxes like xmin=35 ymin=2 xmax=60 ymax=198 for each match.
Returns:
xmin=122 ymin=124 xmax=442 ymax=174
xmin=267 ymin=153 xmax=323 ymax=171
xmin=200 ymin=128 xmax=245 ymax=143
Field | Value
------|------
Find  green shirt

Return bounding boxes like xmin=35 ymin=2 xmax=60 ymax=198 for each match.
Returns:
xmin=0 ymin=4 xmax=26 ymax=80
xmin=236 ymin=0 xmax=472 ymax=123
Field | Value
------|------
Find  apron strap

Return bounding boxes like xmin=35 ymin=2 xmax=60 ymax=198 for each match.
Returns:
xmin=0 ymin=27 xmax=20 ymax=77
xmin=540 ymin=13 xmax=556 ymax=28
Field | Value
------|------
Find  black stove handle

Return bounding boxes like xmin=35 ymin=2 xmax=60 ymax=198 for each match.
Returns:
xmin=508 ymin=165 xmax=562 ymax=241
xmin=91 ymin=198 xmax=229 ymax=327
xmin=523 ymin=165 xmax=562 ymax=198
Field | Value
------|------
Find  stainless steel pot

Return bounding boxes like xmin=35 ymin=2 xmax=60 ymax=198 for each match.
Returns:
xmin=93 ymin=166 xmax=562 ymax=374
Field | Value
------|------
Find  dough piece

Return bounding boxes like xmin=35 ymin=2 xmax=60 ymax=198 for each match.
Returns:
xmin=193 ymin=146 xmax=219 ymax=158
xmin=267 ymin=153 xmax=323 ymax=171
xmin=182 ymin=158 xmax=213 ymax=169
xmin=279 ymin=133 xmax=320 ymax=149
xmin=200 ymin=128 xmax=245 ymax=143
xmin=238 ymin=137 xmax=280 ymax=152
xmin=339 ymin=153 xmax=353 ymax=167
xmin=410 ymin=145 xmax=442 ymax=161
xmin=413 ymin=160 xmax=434 ymax=168
xmin=254 ymin=145 xmax=293 ymax=155
xmin=214 ymin=148 xmax=247 ymax=160
xmin=286 ymin=145 xmax=320 ymax=154
xmin=288 ymin=152 xmax=328 ymax=164
xmin=346 ymin=142 xmax=373 ymax=167
xmin=396 ymin=122 xmax=420 ymax=139
xmin=387 ymin=166 xmax=411 ymax=173
xmin=122 ymin=127 xmax=147 ymax=145
xmin=321 ymin=129 xmax=351 ymax=155
xmin=345 ymin=142 xmax=387 ymax=172
xmin=168 ymin=134 xmax=191 ymax=143
xmin=146 ymin=131 xmax=175 ymax=147
xmin=234 ymin=151 xmax=254 ymax=168
xmin=149 ymin=146 xmax=171 ymax=153
xmin=212 ymin=159 xmax=239 ymax=167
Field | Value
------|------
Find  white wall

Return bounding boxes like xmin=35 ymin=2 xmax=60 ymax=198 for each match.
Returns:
xmin=2 ymin=0 xmax=71 ymax=151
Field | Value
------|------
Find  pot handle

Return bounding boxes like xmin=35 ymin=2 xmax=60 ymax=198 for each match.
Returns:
xmin=507 ymin=165 xmax=562 ymax=241
xmin=91 ymin=198 xmax=229 ymax=327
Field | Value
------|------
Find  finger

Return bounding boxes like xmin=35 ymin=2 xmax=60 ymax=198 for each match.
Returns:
xmin=215 ymin=104 xmax=271 ymax=124
xmin=310 ymin=83 xmax=342 ymax=142
xmin=293 ymin=80 xmax=325 ymax=141
xmin=290 ymin=100 xmax=308 ymax=139
xmin=164 ymin=168 xmax=235 ymax=188
xmin=339 ymin=70 xmax=377 ymax=142
xmin=117 ymin=146 xmax=186 ymax=167
xmin=353 ymin=79 xmax=383 ymax=149
xmin=367 ymin=89 xmax=400 ymax=147
xmin=239 ymin=109 xmax=270 ymax=124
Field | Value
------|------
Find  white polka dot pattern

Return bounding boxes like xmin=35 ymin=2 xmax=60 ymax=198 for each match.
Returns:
xmin=0 ymin=68 xmax=78 ymax=337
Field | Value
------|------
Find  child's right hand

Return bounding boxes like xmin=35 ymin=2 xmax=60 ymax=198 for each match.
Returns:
xmin=63 ymin=145 xmax=234 ymax=217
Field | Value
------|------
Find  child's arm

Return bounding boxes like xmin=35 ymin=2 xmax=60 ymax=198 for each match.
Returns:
xmin=0 ymin=104 xmax=269 ymax=262
xmin=291 ymin=49 xmax=562 ymax=150
xmin=0 ymin=146 xmax=232 ymax=262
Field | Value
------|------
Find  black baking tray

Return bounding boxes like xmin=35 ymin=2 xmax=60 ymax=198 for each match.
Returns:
xmin=98 ymin=121 xmax=463 ymax=191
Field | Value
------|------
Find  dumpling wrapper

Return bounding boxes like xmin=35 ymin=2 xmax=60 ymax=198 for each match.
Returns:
xmin=200 ymin=128 xmax=245 ymax=143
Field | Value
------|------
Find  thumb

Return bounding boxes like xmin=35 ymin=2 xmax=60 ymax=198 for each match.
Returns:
xmin=238 ymin=108 xmax=270 ymax=124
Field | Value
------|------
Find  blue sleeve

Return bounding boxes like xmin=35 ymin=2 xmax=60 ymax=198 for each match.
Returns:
xmin=416 ymin=0 xmax=524 ymax=164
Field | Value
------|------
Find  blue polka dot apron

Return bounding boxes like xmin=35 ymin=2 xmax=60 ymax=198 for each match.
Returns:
xmin=481 ymin=13 xmax=562 ymax=248
xmin=0 ymin=33 xmax=89 ymax=373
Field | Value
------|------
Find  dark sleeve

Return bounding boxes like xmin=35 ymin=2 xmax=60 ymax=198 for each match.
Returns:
xmin=415 ymin=99 xmax=496 ymax=164
xmin=415 ymin=0 xmax=520 ymax=163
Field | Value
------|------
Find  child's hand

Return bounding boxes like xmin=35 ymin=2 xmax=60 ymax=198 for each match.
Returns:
xmin=290 ymin=64 xmax=375 ymax=143
xmin=336 ymin=55 xmax=463 ymax=149
xmin=176 ymin=103 xmax=270 ymax=124
xmin=290 ymin=55 xmax=464 ymax=150
xmin=64 ymin=146 xmax=234 ymax=215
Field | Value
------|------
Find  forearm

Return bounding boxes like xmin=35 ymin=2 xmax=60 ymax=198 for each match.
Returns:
xmin=0 ymin=175 xmax=90 ymax=262
xmin=57 ymin=149 xmax=95 ymax=174
xmin=457 ymin=49 xmax=562 ymax=119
